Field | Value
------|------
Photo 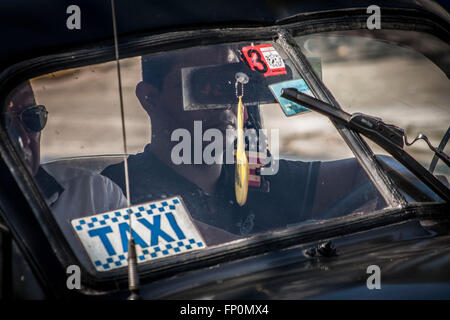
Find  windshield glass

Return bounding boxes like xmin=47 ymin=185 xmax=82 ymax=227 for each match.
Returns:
xmin=2 ymin=40 xmax=389 ymax=274
xmin=295 ymin=30 xmax=450 ymax=202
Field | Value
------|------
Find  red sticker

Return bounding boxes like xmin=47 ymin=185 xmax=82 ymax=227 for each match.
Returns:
xmin=241 ymin=44 xmax=287 ymax=77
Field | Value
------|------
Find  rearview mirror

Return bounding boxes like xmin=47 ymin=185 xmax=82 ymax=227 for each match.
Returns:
xmin=182 ymin=62 xmax=293 ymax=110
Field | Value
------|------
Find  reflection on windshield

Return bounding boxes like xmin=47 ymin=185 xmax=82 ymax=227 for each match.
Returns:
xmin=295 ymin=30 xmax=450 ymax=184
xmin=3 ymin=41 xmax=387 ymax=272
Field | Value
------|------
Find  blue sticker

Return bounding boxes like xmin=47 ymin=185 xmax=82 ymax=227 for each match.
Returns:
xmin=269 ymin=79 xmax=312 ymax=116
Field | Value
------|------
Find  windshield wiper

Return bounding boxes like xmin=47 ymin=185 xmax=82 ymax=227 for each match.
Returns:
xmin=280 ymin=88 xmax=450 ymax=202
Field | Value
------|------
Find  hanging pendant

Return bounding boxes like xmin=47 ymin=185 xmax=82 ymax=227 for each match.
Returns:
xmin=235 ymin=96 xmax=249 ymax=206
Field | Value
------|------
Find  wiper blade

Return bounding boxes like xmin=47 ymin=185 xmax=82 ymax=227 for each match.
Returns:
xmin=281 ymin=87 xmax=450 ymax=202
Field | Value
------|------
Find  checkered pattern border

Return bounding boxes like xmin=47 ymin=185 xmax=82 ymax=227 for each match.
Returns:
xmin=92 ymin=238 xmax=204 ymax=271
xmin=73 ymin=198 xmax=180 ymax=231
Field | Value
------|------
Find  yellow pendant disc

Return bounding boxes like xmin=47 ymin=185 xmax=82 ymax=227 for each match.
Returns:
xmin=235 ymin=96 xmax=249 ymax=206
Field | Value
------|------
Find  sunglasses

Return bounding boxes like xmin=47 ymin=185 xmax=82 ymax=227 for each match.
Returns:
xmin=5 ymin=105 xmax=48 ymax=132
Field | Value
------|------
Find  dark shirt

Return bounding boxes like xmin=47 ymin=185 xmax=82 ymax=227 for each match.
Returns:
xmin=101 ymin=144 xmax=320 ymax=236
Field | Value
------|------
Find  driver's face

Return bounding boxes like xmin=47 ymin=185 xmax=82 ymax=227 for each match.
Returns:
xmin=162 ymin=64 xmax=238 ymax=133
xmin=6 ymin=82 xmax=41 ymax=175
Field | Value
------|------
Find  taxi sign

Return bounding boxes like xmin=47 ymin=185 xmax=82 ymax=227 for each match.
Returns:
xmin=71 ymin=197 xmax=206 ymax=272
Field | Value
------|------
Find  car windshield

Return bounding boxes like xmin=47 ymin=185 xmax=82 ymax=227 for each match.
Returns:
xmin=295 ymin=30 xmax=450 ymax=201
xmin=4 ymin=35 xmax=443 ymax=274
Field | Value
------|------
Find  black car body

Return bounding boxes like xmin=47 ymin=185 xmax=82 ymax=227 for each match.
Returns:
xmin=0 ymin=0 xmax=449 ymax=300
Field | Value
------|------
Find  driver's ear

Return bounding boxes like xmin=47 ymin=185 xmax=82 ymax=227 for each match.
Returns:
xmin=136 ymin=81 xmax=159 ymax=114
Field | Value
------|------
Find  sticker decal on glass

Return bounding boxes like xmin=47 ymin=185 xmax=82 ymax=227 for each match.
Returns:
xmin=269 ymin=79 xmax=313 ymax=116
xmin=71 ymin=197 xmax=206 ymax=272
xmin=241 ymin=44 xmax=287 ymax=77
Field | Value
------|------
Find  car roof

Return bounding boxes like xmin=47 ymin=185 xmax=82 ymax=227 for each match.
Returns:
xmin=0 ymin=0 xmax=449 ymax=73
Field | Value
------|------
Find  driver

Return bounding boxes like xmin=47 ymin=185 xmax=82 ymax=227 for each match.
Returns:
xmin=4 ymin=81 xmax=128 ymax=235
xmin=101 ymin=44 xmax=384 ymax=241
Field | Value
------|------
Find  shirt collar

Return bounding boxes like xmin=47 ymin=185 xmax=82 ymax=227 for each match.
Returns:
xmin=35 ymin=166 xmax=64 ymax=200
